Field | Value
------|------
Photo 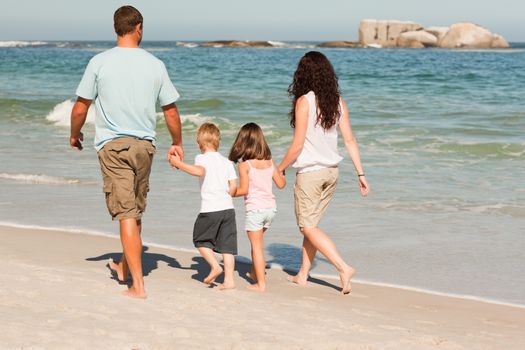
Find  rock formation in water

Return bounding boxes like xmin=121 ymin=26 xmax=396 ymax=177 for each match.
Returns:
xmin=199 ymin=40 xmax=274 ymax=48
xmin=358 ymin=20 xmax=510 ymax=49
xmin=317 ymin=41 xmax=361 ymax=48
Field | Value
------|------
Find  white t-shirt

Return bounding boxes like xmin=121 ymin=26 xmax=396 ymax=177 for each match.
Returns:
xmin=195 ymin=152 xmax=237 ymax=213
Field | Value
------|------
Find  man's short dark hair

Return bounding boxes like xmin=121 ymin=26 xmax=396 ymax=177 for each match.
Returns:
xmin=114 ymin=6 xmax=143 ymax=36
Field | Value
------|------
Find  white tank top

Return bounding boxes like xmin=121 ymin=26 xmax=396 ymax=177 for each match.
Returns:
xmin=292 ymin=91 xmax=343 ymax=173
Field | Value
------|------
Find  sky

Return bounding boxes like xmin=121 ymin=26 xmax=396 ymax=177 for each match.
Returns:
xmin=1 ymin=0 xmax=524 ymax=42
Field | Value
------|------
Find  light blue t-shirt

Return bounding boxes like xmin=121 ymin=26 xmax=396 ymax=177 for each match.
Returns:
xmin=76 ymin=47 xmax=180 ymax=151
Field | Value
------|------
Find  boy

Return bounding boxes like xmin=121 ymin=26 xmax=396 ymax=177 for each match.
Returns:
xmin=169 ymin=123 xmax=238 ymax=290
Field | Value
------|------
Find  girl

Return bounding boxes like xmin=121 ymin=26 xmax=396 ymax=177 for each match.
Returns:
xmin=278 ymin=51 xmax=370 ymax=295
xmin=229 ymin=123 xmax=286 ymax=292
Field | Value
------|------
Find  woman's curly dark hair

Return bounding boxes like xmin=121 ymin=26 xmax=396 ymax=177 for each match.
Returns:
xmin=288 ymin=51 xmax=341 ymax=130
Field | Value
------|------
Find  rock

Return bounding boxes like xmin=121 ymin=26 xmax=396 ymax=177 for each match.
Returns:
xmin=439 ymin=22 xmax=509 ymax=48
xmin=317 ymin=41 xmax=361 ymax=48
xmin=491 ymin=34 xmax=510 ymax=48
xmin=199 ymin=40 xmax=274 ymax=48
xmin=425 ymin=26 xmax=449 ymax=43
xmin=397 ymin=31 xmax=438 ymax=48
xmin=359 ymin=19 xmax=423 ymax=48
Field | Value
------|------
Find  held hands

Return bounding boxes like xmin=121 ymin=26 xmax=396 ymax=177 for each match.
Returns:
xmin=358 ymin=175 xmax=369 ymax=197
xmin=70 ymin=132 xmax=84 ymax=150
xmin=168 ymin=153 xmax=182 ymax=169
xmin=167 ymin=144 xmax=184 ymax=162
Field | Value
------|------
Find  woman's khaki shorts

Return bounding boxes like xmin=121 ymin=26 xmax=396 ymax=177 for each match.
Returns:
xmin=98 ymin=138 xmax=156 ymax=221
xmin=294 ymin=167 xmax=338 ymax=228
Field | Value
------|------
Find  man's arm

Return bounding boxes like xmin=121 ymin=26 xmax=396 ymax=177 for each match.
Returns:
xmin=70 ymin=97 xmax=92 ymax=150
xmin=163 ymin=103 xmax=183 ymax=161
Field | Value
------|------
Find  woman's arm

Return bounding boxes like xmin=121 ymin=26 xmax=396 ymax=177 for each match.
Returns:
xmin=272 ymin=160 xmax=286 ymax=189
xmin=278 ymin=96 xmax=309 ymax=173
xmin=339 ymin=99 xmax=369 ymax=197
xmin=232 ymin=161 xmax=249 ymax=197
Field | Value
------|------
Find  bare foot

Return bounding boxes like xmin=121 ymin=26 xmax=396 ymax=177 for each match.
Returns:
xmin=246 ymin=283 xmax=266 ymax=292
xmin=217 ymin=282 xmax=235 ymax=290
xmin=287 ymin=273 xmax=308 ymax=286
xmin=203 ymin=266 xmax=223 ymax=285
xmin=122 ymin=286 xmax=147 ymax=299
xmin=108 ymin=258 xmax=128 ymax=282
xmin=340 ymin=266 xmax=356 ymax=295
xmin=246 ymin=268 xmax=257 ymax=282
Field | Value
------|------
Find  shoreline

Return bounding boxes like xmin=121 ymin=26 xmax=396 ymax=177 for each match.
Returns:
xmin=2 ymin=222 xmax=524 ymax=310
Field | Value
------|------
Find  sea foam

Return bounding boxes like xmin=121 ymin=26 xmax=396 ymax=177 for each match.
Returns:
xmin=0 ymin=173 xmax=82 ymax=185
xmin=0 ymin=41 xmax=48 ymax=48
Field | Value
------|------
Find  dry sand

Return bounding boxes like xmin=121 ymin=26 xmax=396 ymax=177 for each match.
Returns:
xmin=0 ymin=225 xmax=523 ymax=349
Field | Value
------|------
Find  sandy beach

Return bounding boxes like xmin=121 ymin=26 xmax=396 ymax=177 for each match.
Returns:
xmin=0 ymin=225 xmax=523 ymax=349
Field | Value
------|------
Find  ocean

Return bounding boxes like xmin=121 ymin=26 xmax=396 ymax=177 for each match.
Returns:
xmin=1 ymin=40 xmax=524 ymax=306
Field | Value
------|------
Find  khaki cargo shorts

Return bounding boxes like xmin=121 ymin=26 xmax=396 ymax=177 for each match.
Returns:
xmin=98 ymin=138 xmax=156 ymax=221
xmin=294 ymin=167 xmax=338 ymax=228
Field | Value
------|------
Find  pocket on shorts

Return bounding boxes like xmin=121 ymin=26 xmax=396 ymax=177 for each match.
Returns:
xmin=109 ymin=144 xmax=130 ymax=153
xmin=103 ymin=179 xmax=117 ymax=216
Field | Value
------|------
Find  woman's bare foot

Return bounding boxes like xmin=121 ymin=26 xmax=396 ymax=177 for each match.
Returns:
xmin=203 ymin=266 xmax=223 ymax=285
xmin=217 ymin=282 xmax=235 ymax=290
xmin=287 ymin=273 xmax=308 ymax=286
xmin=340 ymin=266 xmax=355 ymax=295
xmin=246 ymin=283 xmax=266 ymax=292
xmin=108 ymin=258 xmax=128 ymax=282
xmin=122 ymin=286 xmax=147 ymax=299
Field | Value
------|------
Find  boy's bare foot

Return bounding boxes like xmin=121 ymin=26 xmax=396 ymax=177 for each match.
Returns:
xmin=108 ymin=258 xmax=128 ymax=282
xmin=122 ymin=286 xmax=147 ymax=299
xmin=203 ymin=266 xmax=223 ymax=285
xmin=246 ymin=283 xmax=266 ymax=292
xmin=340 ymin=266 xmax=355 ymax=295
xmin=217 ymin=282 xmax=235 ymax=290
xmin=287 ymin=273 xmax=308 ymax=286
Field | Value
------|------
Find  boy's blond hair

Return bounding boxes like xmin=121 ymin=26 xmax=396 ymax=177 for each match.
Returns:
xmin=197 ymin=122 xmax=220 ymax=150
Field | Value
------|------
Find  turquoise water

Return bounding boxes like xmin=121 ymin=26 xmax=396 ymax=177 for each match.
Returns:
xmin=1 ymin=41 xmax=524 ymax=305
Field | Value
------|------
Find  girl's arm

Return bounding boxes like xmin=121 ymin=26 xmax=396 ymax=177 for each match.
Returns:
xmin=272 ymin=160 xmax=286 ymax=189
xmin=339 ymin=99 xmax=369 ymax=197
xmin=278 ymin=96 xmax=309 ymax=173
xmin=169 ymin=154 xmax=205 ymax=177
xmin=232 ymin=161 xmax=249 ymax=197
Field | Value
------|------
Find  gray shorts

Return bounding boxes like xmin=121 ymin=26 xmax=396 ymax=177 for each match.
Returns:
xmin=193 ymin=209 xmax=237 ymax=255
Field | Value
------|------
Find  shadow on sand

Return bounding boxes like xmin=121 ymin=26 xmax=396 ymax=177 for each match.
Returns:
xmin=86 ymin=243 xmax=341 ymax=292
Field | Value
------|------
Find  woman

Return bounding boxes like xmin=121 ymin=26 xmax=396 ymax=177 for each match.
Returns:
xmin=278 ymin=51 xmax=369 ymax=294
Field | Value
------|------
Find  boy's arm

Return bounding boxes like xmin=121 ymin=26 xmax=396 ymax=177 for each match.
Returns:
xmin=228 ymin=179 xmax=237 ymax=197
xmin=169 ymin=155 xmax=205 ymax=177
xmin=232 ymin=161 xmax=249 ymax=197
xmin=272 ymin=160 xmax=286 ymax=189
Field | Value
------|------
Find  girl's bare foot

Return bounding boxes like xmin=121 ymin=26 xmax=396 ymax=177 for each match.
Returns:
xmin=287 ymin=273 xmax=308 ymax=286
xmin=246 ymin=268 xmax=257 ymax=282
xmin=203 ymin=266 xmax=223 ymax=285
xmin=246 ymin=283 xmax=266 ymax=292
xmin=217 ymin=282 xmax=235 ymax=290
xmin=108 ymin=258 xmax=128 ymax=282
xmin=340 ymin=266 xmax=355 ymax=295
xmin=122 ymin=286 xmax=147 ymax=299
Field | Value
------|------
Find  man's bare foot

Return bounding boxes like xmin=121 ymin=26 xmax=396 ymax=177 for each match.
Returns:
xmin=287 ymin=273 xmax=308 ymax=286
xmin=246 ymin=283 xmax=266 ymax=292
xmin=122 ymin=286 xmax=147 ymax=299
xmin=108 ymin=258 xmax=128 ymax=282
xmin=340 ymin=266 xmax=355 ymax=295
xmin=203 ymin=266 xmax=223 ymax=285
xmin=217 ymin=282 xmax=235 ymax=290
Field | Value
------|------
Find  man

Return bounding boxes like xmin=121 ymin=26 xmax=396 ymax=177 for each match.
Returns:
xmin=70 ymin=6 xmax=183 ymax=299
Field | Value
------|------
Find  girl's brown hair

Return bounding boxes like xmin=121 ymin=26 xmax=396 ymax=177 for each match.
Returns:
xmin=228 ymin=123 xmax=271 ymax=163
xmin=288 ymin=51 xmax=341 ymax=130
